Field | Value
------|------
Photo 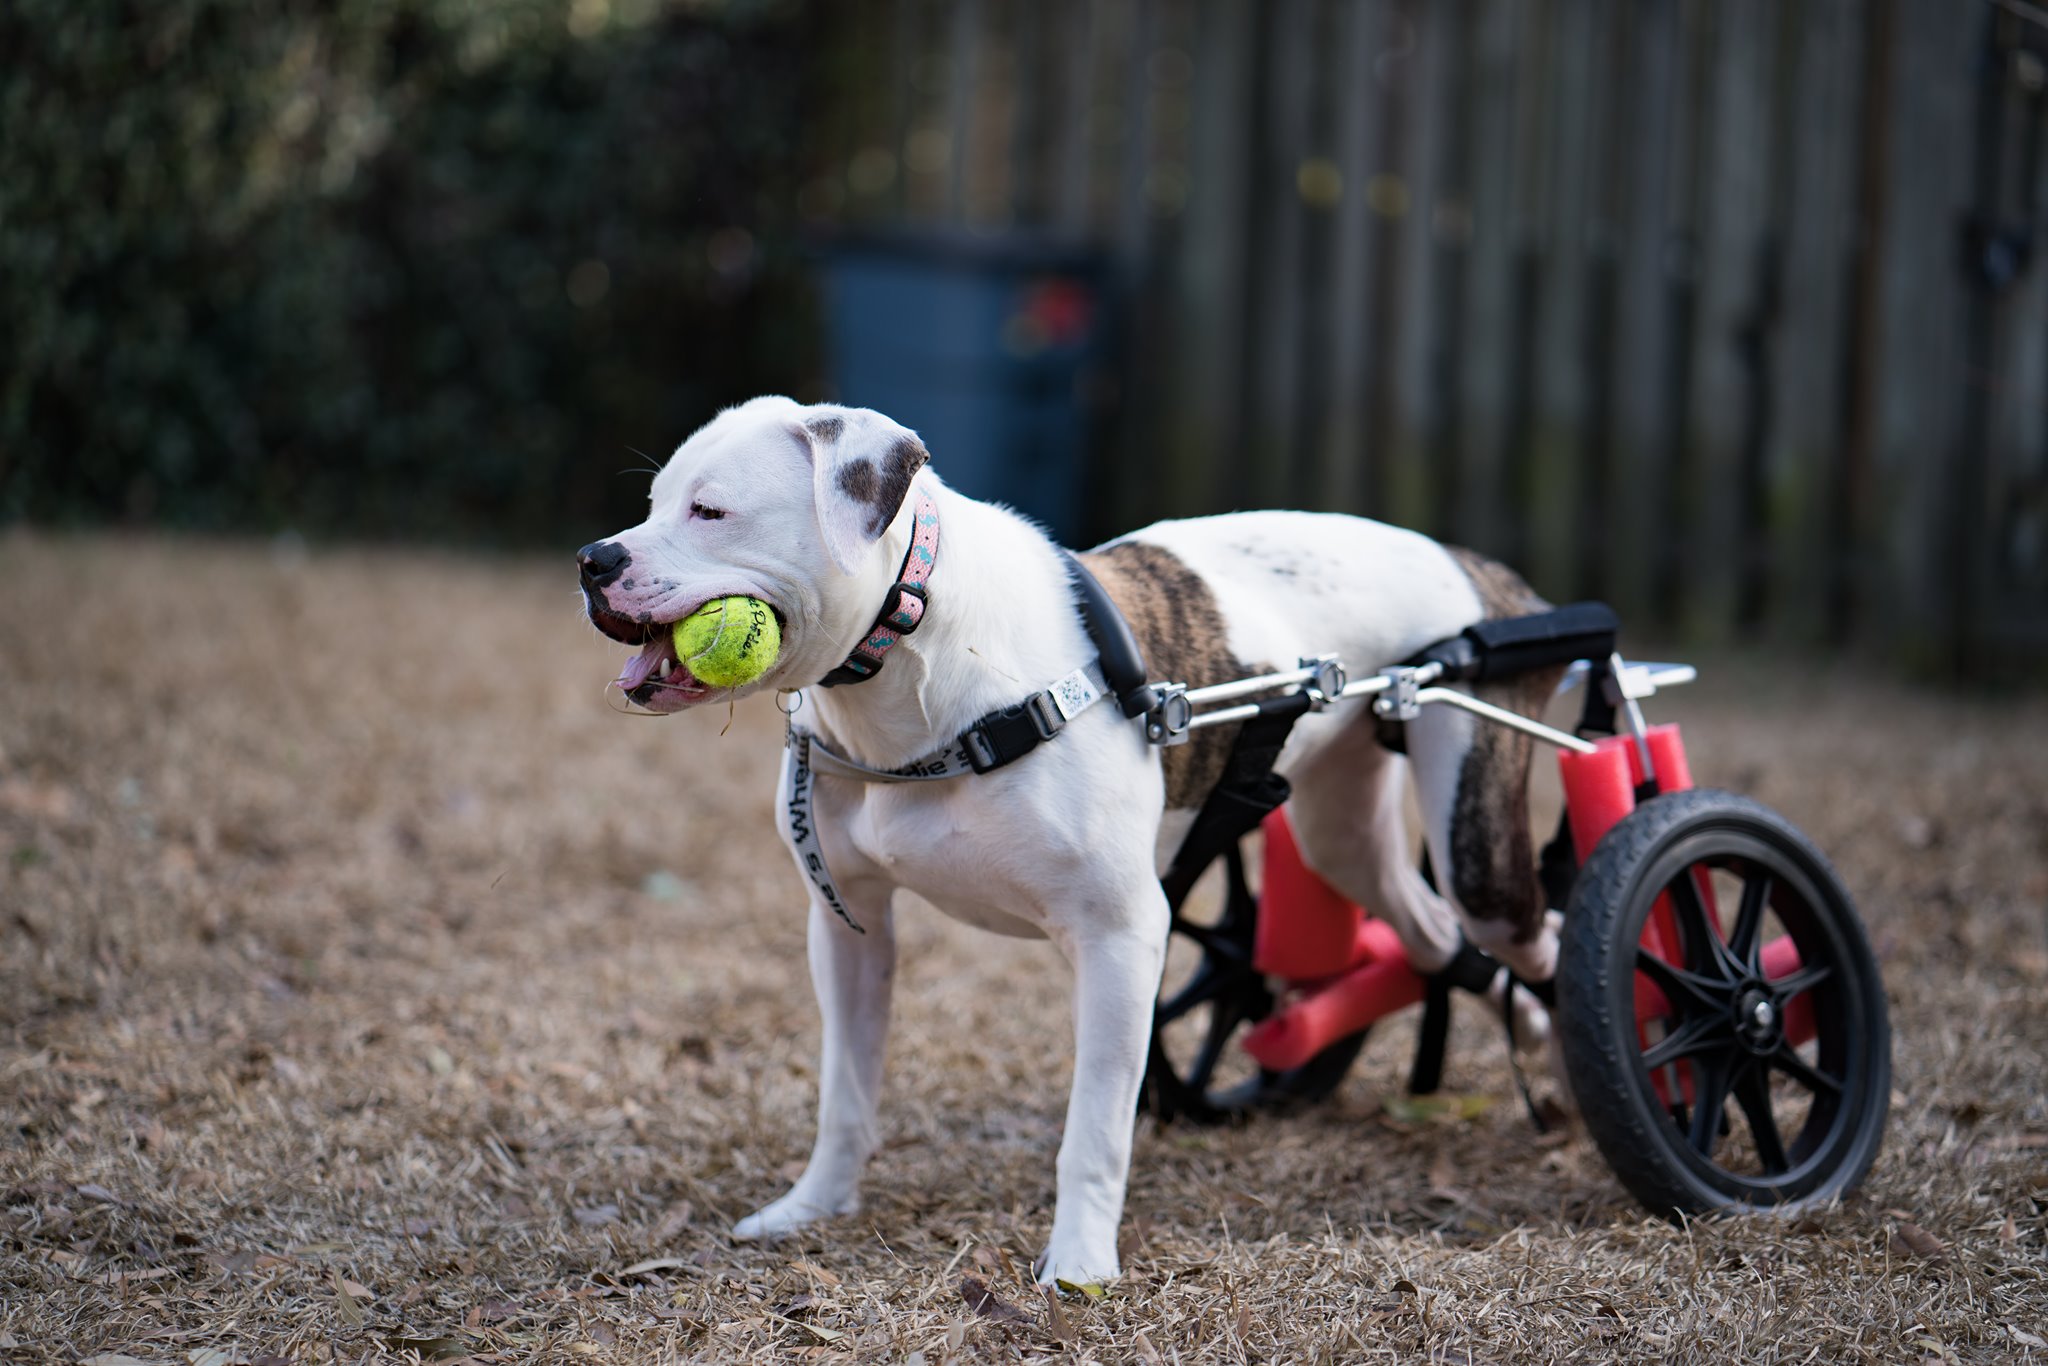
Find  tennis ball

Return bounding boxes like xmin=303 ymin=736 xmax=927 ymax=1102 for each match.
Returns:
xmin=673 ymin=596 xmax=780 ymax=688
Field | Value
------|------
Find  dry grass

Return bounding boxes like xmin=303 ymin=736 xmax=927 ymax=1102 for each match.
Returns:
xmin=2 ymin=529 xmax=2045 ymax=1365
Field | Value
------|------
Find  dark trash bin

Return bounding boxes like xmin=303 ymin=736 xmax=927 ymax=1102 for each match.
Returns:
xmin=818 ymin=230 xmax=1108 ymax=543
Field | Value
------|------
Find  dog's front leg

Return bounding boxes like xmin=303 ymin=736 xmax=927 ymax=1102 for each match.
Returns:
xmin=1037 ymin=898 xmax=1168 ymax=1287
xmin=732 ymin=890 xmax=895 ymax=1241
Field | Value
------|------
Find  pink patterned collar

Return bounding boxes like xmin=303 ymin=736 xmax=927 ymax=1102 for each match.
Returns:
xmin=818 ymin=488 xmax=940 ymax=688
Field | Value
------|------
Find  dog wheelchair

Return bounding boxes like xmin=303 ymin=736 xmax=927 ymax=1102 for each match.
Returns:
xmin=1136 ymin=602 xmax=1892 ymax=1217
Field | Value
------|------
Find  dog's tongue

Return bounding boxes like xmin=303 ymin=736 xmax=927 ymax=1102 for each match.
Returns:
xmin=617 ymin=637 xmax=671 ymax=693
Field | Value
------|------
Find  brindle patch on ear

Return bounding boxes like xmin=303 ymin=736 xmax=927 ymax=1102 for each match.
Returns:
xmin=1443 ymin=544 xmax=1561 ymax=943
xmin=1079 ymin=541 xmax=1257 ymax=811
xmin=837 ymin=436 xmax=930 ymax=538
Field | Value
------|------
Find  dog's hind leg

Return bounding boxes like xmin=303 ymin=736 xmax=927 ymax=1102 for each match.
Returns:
xmin=1036 ymin=888 xmax=1170 ymax=1287
xmin=1286 ymin=720 xmax=1464 ymax=975
xmin=732 ymin=887 xmax=896 ymax=1242
xmin=1403 ymin=689 xmax=1558 ymax=985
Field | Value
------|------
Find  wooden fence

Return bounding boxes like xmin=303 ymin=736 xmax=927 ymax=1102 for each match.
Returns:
xmin=815 ymin=0 xmax=2048 ymax=666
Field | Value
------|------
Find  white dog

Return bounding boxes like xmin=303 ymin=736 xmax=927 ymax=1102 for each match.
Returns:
xmin=579 ymin=396 xmax=1560 ymax=1285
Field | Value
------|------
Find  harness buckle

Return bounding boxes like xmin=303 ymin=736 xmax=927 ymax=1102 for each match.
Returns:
xmin=962 ymin=691 xmax=1067 ymax=773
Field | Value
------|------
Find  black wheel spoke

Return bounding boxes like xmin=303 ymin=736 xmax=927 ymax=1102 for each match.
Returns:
xmin=1666 ymin=870 xmax=1721 ymax=965
xmin=1636 ymin=948 xmax=1725 ymax=1014
xmin=1184 ymin=997 xmax=1242 ymax=1094
xmin=1767 ymin=1042 xmax=1843 ymax=1097
xmin=1156 ymin=966 xmax=1234 ymax=1026
xmin=1641 ymin=1013 xmax=1729 ymax=1071
xmin=1686 ymin=1054 xmax=1736 ymax=1156
xmin=1731 ymin=1061 xmax=1790 ymax=1173
xmin=1170 ymin=918 xmax=1251 ymax=964
xmin=1730 ymin=872 xmax=1773 ymax=973
xmin=1769 ymin=962 xmax=1832 ymax=1002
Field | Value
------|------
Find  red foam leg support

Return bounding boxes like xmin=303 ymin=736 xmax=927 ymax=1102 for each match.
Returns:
xmin=1254 ymin=808 xmax=1367 ymax=980
xmin=1640 ymin=723 xmax=1694 ymax=793
xmin=1557 ymin=737 xmax=1639 ymax=862
xmin=1241 ymin=919 xmax=1424 ymax=1072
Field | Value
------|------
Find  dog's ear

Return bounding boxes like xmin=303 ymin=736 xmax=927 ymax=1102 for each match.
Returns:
xmin=799 ymin=406 xmax=931 ymax=575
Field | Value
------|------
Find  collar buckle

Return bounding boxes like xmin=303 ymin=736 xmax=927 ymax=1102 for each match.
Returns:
xmin=881 ymin=581 xmax=927 ymax=635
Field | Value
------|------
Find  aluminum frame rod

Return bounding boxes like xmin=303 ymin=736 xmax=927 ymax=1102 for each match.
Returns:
xmin=1410 ymin=687 xmax=1600 ymax=754
xmin=1180 ymin=664 xmax=1323 ymax=708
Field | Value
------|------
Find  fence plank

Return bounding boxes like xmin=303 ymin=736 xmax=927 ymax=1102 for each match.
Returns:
xmin=1871 ymin=0 xmax=1977 ymax=662
xmin=1244 ymin=0 xmax=1318 ymax=509
xmin=1161 ymin=0 xmax=1259 ymax=514
xmin=1314 ymin=0 xmax=1397 ymax=515
xmin=1765 ymin=0 xmax=1861 ymax=641
xmin=1679 ymin=0 xmax=1771 ymax=639
xmin=1573 ymin=0 xmax=1629 ymax=604
xmin=1983 ymin=20 xmax=2048 ymax=631
xmin=1604 ymin=0 xmax=1682 ymax=625
xmin=1451 ymin=0 xmax=1524 ymax=560
xmin=1382 ymin=0 xmax=1455 ymax=534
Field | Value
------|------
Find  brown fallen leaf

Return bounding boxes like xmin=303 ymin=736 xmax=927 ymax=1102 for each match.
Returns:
xmin=332 ymin=1270 xmax=365 ymax=1328
xmin=618 ymin=1257 xmax=693 ymax=1277
xmin=1134 ymin=1329 xmax=1166 ymax=1364
xmin=788 ymin=1259 xmax=840 ymax=1287
xmin=1891 ymin=1221 xmax=1947 ymax=1259
xmin=959 ymin=1275 xmax=1030 ymax=1326
xmin=1042 ymin=1286 xmax=1074 ymax=1344
xmin=2002 ymin=1214 xmax=2019 ymax=1244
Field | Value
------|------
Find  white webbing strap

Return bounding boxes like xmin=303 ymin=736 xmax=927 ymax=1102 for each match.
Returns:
xmin=779 ymin=661 xmax=1113 ymax=934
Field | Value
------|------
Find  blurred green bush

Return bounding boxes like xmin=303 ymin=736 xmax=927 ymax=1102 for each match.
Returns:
xmin=1 ymin=0 xmax=819 ymax=545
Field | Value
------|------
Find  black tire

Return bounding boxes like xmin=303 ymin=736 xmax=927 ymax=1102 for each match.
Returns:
xmin=1557 ymin=788 xmax=1890 ymax=1216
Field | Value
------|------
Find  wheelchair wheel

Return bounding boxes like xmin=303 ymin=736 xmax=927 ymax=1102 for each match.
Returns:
xmin=1557 ymin=789 xmax=1890 ymax=1216
xmin=1142 ymin=844 xmax=1368 ymax=1124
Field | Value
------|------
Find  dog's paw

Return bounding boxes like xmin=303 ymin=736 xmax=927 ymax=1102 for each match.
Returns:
xmin=1033 ymin=1244 xmax=1122 ymax=1290
xmin=730 ymin=1189 xmax=858 ymax=1243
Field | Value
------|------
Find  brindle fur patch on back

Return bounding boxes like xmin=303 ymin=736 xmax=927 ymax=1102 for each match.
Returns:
xmin=1444 ymin=545 xmax=1560 ymax=942
xmin=1079 ymin=541 xmax=1254 ymax=811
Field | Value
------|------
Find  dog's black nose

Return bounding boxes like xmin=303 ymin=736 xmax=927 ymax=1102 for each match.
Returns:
xmin=577 ymin=540 xmax=630 ymax=588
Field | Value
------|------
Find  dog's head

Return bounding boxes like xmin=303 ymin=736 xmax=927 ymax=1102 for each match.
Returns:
xmin=578 ymin=396 xmax=930 ymax=712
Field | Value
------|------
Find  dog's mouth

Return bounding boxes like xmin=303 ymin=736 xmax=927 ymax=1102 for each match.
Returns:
xmin=615 ymin=628 xmax=712 ymax=711
xmin=593 ymin=601 xmax=788 ymax=713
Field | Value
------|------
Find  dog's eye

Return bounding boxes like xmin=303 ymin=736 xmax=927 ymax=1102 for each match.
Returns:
xmin=691 ymin=502 xmax=727 ymax=522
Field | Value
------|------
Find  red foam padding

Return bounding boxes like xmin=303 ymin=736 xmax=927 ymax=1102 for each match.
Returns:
xmin=1241 ymin=930 xmax=1424 ymax=1072
xmin=1557 ymin=738 xmax=1638 ymax=862
xmin=1254 ymin=808 xmax=1368 ymax=980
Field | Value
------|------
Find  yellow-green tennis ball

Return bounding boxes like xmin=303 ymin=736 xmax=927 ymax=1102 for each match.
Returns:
xmin=673 ymin=596 xmax=780 ymax=688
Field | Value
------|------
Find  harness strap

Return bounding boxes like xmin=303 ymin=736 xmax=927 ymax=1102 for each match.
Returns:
xmin=780 ymin=661 xmax=1111 ymax=931
xmin=1059 ymin=549 xmax=1159 ymax=719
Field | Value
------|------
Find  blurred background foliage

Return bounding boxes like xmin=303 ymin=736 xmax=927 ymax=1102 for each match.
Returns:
xmin=2 ymin=0 xmax=820 ymax=544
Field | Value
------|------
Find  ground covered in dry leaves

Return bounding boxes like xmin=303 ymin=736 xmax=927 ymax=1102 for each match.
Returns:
xmin=3 ymin=532 xmax=2046 ymax=1365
